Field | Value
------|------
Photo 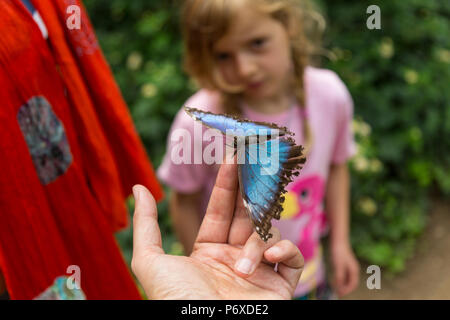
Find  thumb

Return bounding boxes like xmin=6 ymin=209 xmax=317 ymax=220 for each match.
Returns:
xmin=234 ymin=228 xmax=281 ymax=277
xmin=132 ymin=185 xmax=164 ymax=258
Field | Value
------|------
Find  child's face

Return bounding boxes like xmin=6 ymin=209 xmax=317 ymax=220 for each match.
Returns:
xmin=212 ymin=5 xmax=293 ymax=103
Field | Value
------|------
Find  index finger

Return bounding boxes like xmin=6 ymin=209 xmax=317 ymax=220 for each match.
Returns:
xmin=132 ymin=185 xmax=164 ymax=257
xmin=195 ymin=160 xmax=238 ymax=244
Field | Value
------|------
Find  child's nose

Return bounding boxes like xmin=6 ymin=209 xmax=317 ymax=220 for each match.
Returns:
xmin=236 ymin=53 xmax=257 ymax=79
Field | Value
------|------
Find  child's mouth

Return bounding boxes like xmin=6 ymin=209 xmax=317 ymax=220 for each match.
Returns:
xmin=247 ymin=80 xmax=264 ymax=90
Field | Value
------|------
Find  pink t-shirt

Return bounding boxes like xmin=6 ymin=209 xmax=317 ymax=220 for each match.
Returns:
xmin=157 ymin=66 xmax=356 ymax=297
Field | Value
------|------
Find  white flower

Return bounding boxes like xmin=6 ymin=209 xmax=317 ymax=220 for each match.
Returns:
xmin=353 ymin=155 xmax=369 ymax=172
xmin=370 ymin=159 xmax=383 ymax=173
xmin=352 ymin=119 xmax=360 ymax=133
xmin=360 ymin=122 xmax=371 ymax=137
xmin=353 ymin=119 xmax=371 ymax=137
xmin=358 ymin=197 xmax=377 ymax=216
xmin=379 ymin=37 xmax=394 ymax=59
xmin=404 ymin=69 xmax=419 ymax=84
xmin=436 ymin=49 xmax=450 ymax=63
xmin=127 ymin=51 xmax=143 ymax=70
xmin=141 ymin=83 xmax=157 ymax=98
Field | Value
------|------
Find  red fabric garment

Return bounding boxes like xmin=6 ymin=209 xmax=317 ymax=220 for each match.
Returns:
xmin=0 ymin=0 xmax=163 ymax=299
xmin=31 ymin=0 xmax=164 ymax=230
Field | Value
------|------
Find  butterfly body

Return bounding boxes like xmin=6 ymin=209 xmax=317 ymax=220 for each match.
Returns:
xmin=184 ymin=107 xmax=305 ymax=242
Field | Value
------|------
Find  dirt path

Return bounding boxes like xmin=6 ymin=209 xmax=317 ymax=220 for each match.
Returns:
xmin=343 ymin=198 xmax=450 ymax=300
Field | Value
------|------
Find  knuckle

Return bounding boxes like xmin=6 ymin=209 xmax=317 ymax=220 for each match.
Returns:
xmin=282 ymin=240 xmax=304 ymax=267
xmin=297 ymin=249 xmax=305 ymax=267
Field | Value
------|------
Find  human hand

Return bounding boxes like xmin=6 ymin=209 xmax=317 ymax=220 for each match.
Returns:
xmin=131 ymin=161 xmax=304 ymax=300
xmin=330 ymin=242 xmax=360 ymax=297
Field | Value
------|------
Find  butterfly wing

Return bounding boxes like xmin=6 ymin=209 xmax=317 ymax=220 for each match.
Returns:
xmin=184 ymin=106 xmax=306 ymax=242
xmin=238 ymin=138 xmax=305 ymax=242
xmin=184 ymin=107 xmax=292 ymax=138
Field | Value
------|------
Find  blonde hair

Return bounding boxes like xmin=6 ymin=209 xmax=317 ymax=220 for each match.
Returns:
xmin=181 ymin=0 xmax=326 ymax=152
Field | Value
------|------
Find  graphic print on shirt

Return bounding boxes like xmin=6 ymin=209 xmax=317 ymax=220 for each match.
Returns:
xmin=17 ymin=96 xmax=73 ymax=185
xmin=279 ymin=175 xmax=327 ymax=262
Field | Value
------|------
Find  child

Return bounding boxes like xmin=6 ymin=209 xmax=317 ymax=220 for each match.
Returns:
xmin=157 ymin=0 xmax=360 ymax=299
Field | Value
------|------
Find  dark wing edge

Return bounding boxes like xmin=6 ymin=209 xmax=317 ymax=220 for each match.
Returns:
xmin=238 ymin=138 xmax=306 ymax=242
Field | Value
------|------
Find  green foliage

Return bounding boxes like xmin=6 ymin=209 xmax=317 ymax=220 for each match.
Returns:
xmin=322 ymin=0 xmax=450 ymax=272
xmin=85 ymin=0 xmax=193 ymax=167
xmin=85 ymin=0 xmax=450 ymax=273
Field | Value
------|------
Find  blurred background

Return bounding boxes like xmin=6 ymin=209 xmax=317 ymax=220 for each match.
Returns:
xmin=84 ymin=0 xmax=449 ymax=298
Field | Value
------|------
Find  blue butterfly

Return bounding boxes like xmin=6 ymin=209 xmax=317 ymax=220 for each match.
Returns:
xmin=185 ymin=107 xmax=306 ymax=242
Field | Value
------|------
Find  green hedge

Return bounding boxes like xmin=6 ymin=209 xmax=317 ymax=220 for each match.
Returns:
xmin=85 ymin=0 xmax=450 ymax=273
xmin=321 ymin=0 xmax=450 ymax=272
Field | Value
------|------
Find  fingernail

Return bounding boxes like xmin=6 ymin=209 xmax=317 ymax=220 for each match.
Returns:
xmin=132 ymin=185 xmax=140 ymax=201
xmin=235 ymin=258 xmax=254 ymax=275
xmin=266 ymin=246 xmax=282 ymax=257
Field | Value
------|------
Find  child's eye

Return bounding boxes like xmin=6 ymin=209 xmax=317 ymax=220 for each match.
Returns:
xmin=251 ymin=38 xmax=267 ymax=49
xmin=215 ymin=52 xmax=231 ymax=61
